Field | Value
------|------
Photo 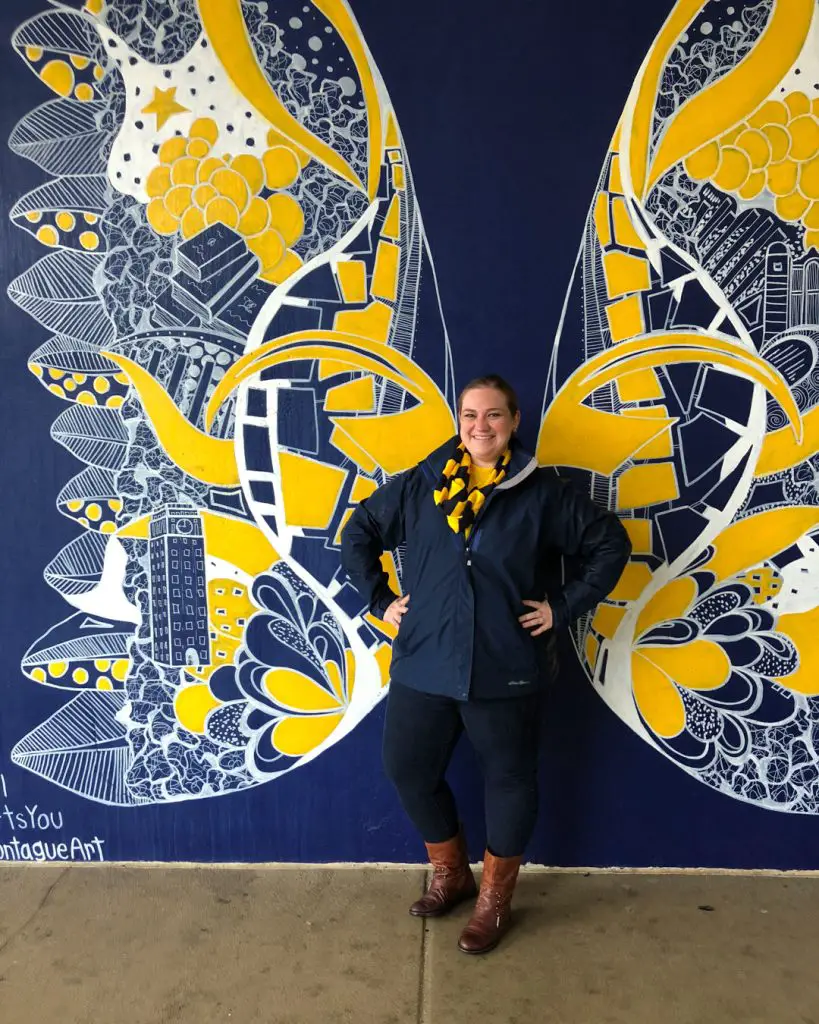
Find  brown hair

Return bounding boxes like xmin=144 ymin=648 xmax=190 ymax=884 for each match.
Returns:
xmin=457 ymin=374 xmax=520 ymax=417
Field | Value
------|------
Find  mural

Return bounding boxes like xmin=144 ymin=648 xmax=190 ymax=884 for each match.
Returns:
xmin=5 ymin=0 xmax=819 ymax=835
xmin=541 ymin=0 xmax=819 ymax=812
xmin=8 ymin=0 xmax=455 ymax=807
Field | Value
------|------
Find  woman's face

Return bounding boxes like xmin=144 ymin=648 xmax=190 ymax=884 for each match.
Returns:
xmin=458 ymin=387 xmax=521 ymax=467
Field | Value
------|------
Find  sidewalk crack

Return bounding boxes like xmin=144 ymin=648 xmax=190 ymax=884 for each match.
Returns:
xmin=416 ymin=869 xmax=430 ymax=1024
xmin=0 ymin=866 xmax=70 ymax=957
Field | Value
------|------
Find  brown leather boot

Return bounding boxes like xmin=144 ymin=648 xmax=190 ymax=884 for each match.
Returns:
xmin=409 ymin=830 xmax=477 ymax=917
xmin=457 ymin=850 xmax=522 ymax=954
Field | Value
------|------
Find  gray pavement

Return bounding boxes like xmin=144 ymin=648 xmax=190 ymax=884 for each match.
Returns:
xmin=1 ymin=865 xmax=818 ymax=1023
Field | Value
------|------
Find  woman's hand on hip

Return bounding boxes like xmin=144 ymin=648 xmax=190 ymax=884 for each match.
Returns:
xmin=384 ymin=594 xmax=410 ymax=629
xmin=519 ymin=599 xmax=553 ymax=637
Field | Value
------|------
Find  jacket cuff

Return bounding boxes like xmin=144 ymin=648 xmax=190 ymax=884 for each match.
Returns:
xmin=371 ymin=586 xmax=398 ymax=620
xmin=549 ymin=593 xmax=570 ymax=631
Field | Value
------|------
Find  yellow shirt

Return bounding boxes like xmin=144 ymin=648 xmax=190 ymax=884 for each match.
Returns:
xmin=468 ymin=464 xmax=495 ymax=491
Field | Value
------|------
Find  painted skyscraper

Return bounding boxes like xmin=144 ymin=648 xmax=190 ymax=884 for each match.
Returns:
xmin=149 ymin=506 xmax=210 ymax=668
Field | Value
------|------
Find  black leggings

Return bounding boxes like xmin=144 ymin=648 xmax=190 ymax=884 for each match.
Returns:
xmin=382 ymin=682 xmax=543 ymax=858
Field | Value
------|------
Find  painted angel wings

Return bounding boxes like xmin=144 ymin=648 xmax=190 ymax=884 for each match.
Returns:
xmin=8 ymin=0 xmax=819 ymax=813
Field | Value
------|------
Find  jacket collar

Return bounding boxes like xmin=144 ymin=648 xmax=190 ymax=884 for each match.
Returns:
xmin=423 ymin=435 xmax=538 ymax=490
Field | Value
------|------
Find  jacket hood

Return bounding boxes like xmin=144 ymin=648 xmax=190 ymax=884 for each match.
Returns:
xmin=423 ymin=434 xmax=538 ymax=490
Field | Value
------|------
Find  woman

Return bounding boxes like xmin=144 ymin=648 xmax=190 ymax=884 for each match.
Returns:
xmin=341 ymin=375 xmax=631 ymax=954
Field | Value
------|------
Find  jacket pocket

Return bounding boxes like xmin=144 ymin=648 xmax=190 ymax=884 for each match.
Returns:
xmin=474 ymin=596 xmax=538 ymax=678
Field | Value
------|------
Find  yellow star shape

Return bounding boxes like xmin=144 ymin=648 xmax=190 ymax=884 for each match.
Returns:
xmin=141 ymin=86 xmax=189 ymax=129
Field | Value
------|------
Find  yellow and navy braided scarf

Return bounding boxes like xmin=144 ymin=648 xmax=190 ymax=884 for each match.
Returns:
xmin=433 ymin=441 xmax=512 ymax=538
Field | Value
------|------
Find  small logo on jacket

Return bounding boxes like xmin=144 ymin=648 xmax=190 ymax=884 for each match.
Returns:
xmin=508 ymin=680 xmax=531 ymax=687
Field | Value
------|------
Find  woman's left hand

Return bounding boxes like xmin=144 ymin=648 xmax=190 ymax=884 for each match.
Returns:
xmin=518 ymin=599 xmax=553 ymax=637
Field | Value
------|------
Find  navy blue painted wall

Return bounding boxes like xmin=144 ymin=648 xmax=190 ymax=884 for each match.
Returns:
xmin=2 ymin=0 xmax=819 ymax=867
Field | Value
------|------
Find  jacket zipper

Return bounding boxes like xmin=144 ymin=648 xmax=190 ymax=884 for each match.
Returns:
xmin=466 ymin=489 xmax=499 ymax=561
xmin=467 ymin=457 xmax=536 ymax=557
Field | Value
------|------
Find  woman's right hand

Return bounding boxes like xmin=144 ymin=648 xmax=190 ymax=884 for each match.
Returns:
xmin=384 ymin=594 xmax=410 ymax=629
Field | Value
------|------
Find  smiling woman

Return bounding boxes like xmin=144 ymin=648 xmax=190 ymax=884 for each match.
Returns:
xmin=457 ymin=375 xmax=521 ymax=467
xmin=341 ymin=372 xmax=631 ymax=953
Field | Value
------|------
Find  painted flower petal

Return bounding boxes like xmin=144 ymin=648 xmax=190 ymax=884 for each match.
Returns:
xmin=174 ymin=684 xmax=223 ymax=734
xmin=263 ymin=667 xmax=342 ymax=713
xmin=775 ymin=606 xmax=819 ymax=695
xmin=271 ymin=713 xmax=343 ymax=757
xmin=635 ymin=576 xmax=697 ymax=639
xmin=632 ymin=653 xmax=686 ymax=738
xmin=641 ymin=639 xmax=731 ymax=692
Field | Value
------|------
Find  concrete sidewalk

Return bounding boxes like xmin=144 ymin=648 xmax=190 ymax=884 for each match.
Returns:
xmin=1 ymin=865 xmax=818 ymax=1024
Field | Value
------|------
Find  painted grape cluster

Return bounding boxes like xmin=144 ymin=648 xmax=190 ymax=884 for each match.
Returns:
xmin=686 ymin=92 xmax=819 ymax=249
xmin=145 ymin=116 xmax=309 ymax=283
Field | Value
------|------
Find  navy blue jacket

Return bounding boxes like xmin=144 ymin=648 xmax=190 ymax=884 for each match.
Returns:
xmin=341 ymin=436 xmax=632 ymax=700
